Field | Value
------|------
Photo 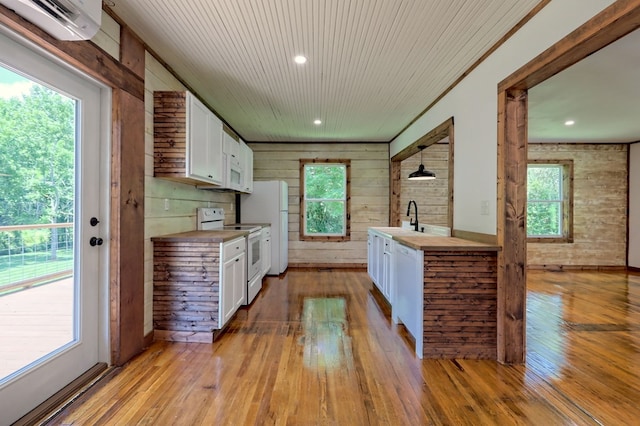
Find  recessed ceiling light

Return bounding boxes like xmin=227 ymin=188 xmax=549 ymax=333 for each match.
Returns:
xmin=294 ymin=55 xmax=307 ymax=64
xmin=564 ymin=120 xmax=575 ymax=126
xmin=314 ymin=119 xmax=322 ymax=125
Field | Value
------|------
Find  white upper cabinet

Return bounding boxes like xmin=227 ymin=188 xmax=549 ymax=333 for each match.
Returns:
xmin=240 ymin=139 xmax=253 ymax=193
xmin=223 ymin=131 xmax=240 ymax=158
xmin=153 ymin=91 xmax=223 ymax=186
xmin=187 ymin=93 xmax=223 ymax=185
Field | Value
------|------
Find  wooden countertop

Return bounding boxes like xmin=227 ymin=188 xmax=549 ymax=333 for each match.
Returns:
xmin=370 ymin=227 xmax=501 ymax=252
xmin=152 ymin=223 xmax=272 ymax=243
xmin=151 ymin=230 xmax=248 ymax=243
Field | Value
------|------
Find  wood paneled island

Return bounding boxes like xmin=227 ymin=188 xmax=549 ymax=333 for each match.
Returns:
xmin=368 ymin=227 xmax=501 ymax=359
xmin=152 ymin=230 xmax=249 ymax=343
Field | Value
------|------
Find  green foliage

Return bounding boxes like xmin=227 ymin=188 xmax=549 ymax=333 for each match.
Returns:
xmin=0 ymin=76 xmax=75 ymax=253
xmin=527 ymin=166 xmax=562 ymax=236
xmin=306 ymin=201 xmax=345 ymax=234
xmin=304 ymin=164 xmax=346 ymax=235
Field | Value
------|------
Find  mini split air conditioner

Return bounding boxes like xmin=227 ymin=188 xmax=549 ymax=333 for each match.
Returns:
xmin=0 ymin=0 xmax=101 ymax=40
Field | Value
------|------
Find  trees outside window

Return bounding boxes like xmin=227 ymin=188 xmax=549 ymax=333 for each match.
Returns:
xmin=527 ymin=160 xmax=573 ymax=243
xmin=300 ymin=159 xmax=350 ymax=241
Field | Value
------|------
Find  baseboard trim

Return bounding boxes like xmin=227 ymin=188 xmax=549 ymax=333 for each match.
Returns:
xmin=144 ymin=330 xmax=154 ymax=348
xmin=628 ymin=266 xmax=640 ymax=273
xmin=288 ymin=263 xmax=367 ymax=270
xmin=14 ymin=362 xmax=109 ymax=426
xmin=527 ymin=265 xmax=627 ymax=271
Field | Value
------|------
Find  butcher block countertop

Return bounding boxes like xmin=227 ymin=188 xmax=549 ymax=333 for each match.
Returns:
xmin=370 ymin=227 xmax=501 ymax=252
xmin=151 ymin=230 xmax=248 ymax=243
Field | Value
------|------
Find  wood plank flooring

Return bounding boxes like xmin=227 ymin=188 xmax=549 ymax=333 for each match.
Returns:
xmin=48 ymin=269 xmax=640 ymax=425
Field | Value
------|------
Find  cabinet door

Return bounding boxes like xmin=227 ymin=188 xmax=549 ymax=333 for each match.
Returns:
xmin=241 ymin=140 xmax=253 ymax=193
xmin=207 ymin=113 xmax=224 ymax=185
xmin=262 ymin=236 xmax=271 ymax=277
xmin=383 ymin=251 xmax=391 ymax=301
xmin=187 ymin=93 xmax=211 ymax=181
xmin=233 ymin=252 xmax=247 ymax=310
xmin=221 ymin=256 xmax=237 ymax=326
xmin=371 ymin=234 xmax=383 ymax=288
xmin=367 ymin=232 xmax=373 ymax=279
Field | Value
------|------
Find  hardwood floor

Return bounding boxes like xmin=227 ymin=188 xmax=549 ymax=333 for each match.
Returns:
xmin=48 ymin=269 xmax=640 ymax=425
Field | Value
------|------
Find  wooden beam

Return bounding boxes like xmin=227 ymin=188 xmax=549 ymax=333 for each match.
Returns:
xmin=390 ymin=160 xmax=401 ymax=227
xmin=110 ymin=87 xmax=145 ymax=365
xmin=120 ymin=25 xmax=145 ymax=79
xmin=499 ymin=0 xmax=640 ymax=91
xmin=109 ymin=23 xmax=146 ymax=366
xmin=496 ymin=89 xmax=527 ymax=364
xmin=392 ymin=117 xmax=454 ymax=162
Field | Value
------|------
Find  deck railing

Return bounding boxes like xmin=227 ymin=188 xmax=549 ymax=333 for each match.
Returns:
xmin=0 ymin=223 xmax=73 ymax=294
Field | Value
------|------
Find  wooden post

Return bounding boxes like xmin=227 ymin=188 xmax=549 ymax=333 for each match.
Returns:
xmin=496 ymin=89 xmax=527 ymax=364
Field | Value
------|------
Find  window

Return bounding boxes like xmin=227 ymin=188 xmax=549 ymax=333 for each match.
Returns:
xmin=300 ymin=159 xmax=350 ymax=241
xmin=527 ymin=160 xmax=573 ymax=243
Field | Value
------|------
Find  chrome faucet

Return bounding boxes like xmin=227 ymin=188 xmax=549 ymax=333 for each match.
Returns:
xmin=406 ymin=200 xmax=418 ymax=232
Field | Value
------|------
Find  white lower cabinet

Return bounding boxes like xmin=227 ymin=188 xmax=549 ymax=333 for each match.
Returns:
xmin=261 ymin=227 xmax=272 ymax=278
xmin=368 ymin=229 xmax=393 ymax=303
xmin=220 ymin=237 xmax=246 ymax=327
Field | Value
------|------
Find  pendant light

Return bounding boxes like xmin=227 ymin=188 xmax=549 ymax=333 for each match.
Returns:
xmin=408 ymin=145 xmax=436 ymax=180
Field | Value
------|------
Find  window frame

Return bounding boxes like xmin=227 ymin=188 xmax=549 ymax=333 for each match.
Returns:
xmin=526 ymin=159 xmax=573 ymax=243
xmin=299 ymin=159 xmax=351 ymax=242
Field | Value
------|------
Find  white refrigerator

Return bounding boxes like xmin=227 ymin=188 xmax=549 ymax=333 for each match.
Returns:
xmin=241 ymin=180 xmax=288 ymax=274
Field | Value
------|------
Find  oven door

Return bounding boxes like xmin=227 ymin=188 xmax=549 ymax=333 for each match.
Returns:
xmin=246 ymin=231 xmax=262 ymax=304
xmin=248 ymin=231 xmax=262 ymax=279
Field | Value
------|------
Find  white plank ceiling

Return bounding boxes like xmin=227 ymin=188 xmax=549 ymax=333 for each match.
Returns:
xmin=111 ymin=0 xmax=543 ymax=142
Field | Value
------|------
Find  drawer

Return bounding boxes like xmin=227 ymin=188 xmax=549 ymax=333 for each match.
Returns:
xmin=223 ymin=237 xmax=246 ymax=261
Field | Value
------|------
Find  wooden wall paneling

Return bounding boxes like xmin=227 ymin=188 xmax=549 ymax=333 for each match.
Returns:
xmin=422 ymin=251 xmax=498 ymax=359
xmin=110 ymin=87 xmax=146 ymax=365
xmin=390 ymin=117 xmax=454 ymax=229
xmin=527 ymin=145 xmax=628 ymax=267
xmin=153 ymin=241 xmax=221 ymax=343
xmin=400 ymin=143 xmax=450 ymax=228
xmin=250 ymin=143 xmax=388 ymax=266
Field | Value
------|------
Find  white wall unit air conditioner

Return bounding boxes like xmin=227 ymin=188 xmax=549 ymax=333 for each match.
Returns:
xmin=0 ymin=0 xmax=101 ymax=40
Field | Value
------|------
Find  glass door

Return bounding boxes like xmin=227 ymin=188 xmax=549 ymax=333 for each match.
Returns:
xmin=0 ymin=30 xmax=107 ymax=424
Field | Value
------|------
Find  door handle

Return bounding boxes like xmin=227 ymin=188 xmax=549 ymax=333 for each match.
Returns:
xmin=90 ymin=237 xmax=103 ymax=246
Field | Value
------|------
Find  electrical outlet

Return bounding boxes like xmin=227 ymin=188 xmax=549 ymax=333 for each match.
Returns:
xmin=480 ymin=200 xmax=489 ymax=216
xmin=164 ymin=198 xmax=170 ymax=211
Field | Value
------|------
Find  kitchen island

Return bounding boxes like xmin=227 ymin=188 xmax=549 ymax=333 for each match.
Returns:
xmin=368 ymin=227 xmax=501 ymax=359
